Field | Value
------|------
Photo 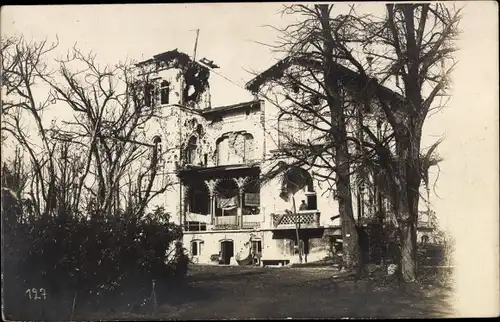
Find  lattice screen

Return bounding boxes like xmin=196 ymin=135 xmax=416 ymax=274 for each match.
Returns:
xmin=273 ymin=213 xmax=316 ymax=226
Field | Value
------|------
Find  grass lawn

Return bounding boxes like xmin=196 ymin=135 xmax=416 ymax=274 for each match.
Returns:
xmin=80 ymin=264 xmax=455 ymax=320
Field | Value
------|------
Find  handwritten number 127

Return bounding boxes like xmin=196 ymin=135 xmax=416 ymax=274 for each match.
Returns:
xmin=26 ymin=288 xmax=47 ymax=300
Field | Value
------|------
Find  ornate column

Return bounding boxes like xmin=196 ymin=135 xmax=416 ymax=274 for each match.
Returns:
xmin=209 ymin=194 xmax=215 ymax=226
xmin=235 ymin=177 xmax=247 ymax=229
xmin=206 ymin=179 xmax=218 ymax=227
xmin=238 ymin=188 xmax=244 ymax=229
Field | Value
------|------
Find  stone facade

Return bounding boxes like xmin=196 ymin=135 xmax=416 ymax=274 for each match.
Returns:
xmin=139 ymin=49 xmax=437 ymax=266
xmin=135 ymin=50 xmax=343 ymax=266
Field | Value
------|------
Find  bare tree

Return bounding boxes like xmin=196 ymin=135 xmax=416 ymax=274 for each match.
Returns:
xmin=1 ymin=35 xmax=61 ymax=218
xmin=1 ymin=36 xmax=176 ymax=220
xmin=345 ymin=3 xmax=461 ymax=283
xmin=248 ymin=3 xmax=460 ymax=282
xmin=247 ymin=5 xmax=379 ymax=273
xmin=1 ymin=148 xmax=29 ymax=198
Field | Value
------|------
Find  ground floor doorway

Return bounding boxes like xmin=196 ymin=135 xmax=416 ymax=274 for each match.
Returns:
xmin=220 ymin=240 xmax=234 ymax=265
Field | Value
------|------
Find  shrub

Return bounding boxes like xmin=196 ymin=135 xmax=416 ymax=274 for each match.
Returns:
xmin=2 ymin=204 xmax=188 ymax=320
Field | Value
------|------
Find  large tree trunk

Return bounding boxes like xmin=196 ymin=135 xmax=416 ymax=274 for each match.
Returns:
xmin=399 ymin=218 xmax=417 ymax=282
xmin=333 ymin=88 xmax=361 ymax=270
xmin=395 ymin=132 xmax=420 ymax=283
xmin=399 ymin=5 xmax=424 ymax=283
xmin=317 ymin=4 xmax=361 ymax=271
xmin=403 ymin=158 xmax=422 ymax=281
xmin=337 ymin=170 xmax=360 ymax=270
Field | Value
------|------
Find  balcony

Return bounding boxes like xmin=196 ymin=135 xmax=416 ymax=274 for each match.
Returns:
xmin=271 ymin=210 xmax=321 ymax=230
xmin=213 ymin=215 xmax=262 ymax=230
xmin=417 ymin=220 xmax=433 ymax=230
xmin=242 ymin=215 xmax=261 ymax=229
xmin=417 ymin=210 xmax=434 ymax=230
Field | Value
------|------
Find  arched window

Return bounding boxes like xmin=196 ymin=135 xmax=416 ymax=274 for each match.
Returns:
xmin=277 ymin=113 xmax=304 ymax=148
xmin=216 ymin=132 xmax=255 ymax=166
xmin=215 ymin=179 xmax=239 ymax=217
xmin=142 ymin=135 xmax=164 ymax=193
xmin=421 ymin=235 xmax=429 ymax=245
xmin=160 ymin=80 xmax=170 ymax=105
xmin=151 ymin=135 xmax=163 ymax=163
xmin=216 ymin=136 xmax=230 ymax=166
xmin=186 ymin=136 xmax=198 ymax=165
xmin=196 ymin=124 xmax=203 ymax=135
xmin=281 ymin=167 xmax=314 ymax=196
xmin=280 ymin=167 xmax=316 ymax=210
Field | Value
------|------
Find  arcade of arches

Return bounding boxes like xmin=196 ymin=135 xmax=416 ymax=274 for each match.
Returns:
xmin=183 ymin=175 xmax=260 ymax=231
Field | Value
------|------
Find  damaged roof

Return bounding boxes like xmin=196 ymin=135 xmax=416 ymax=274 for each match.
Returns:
xmin=136 ymin=48 xmax=208 ymax=71
xmin=201 ymin=100 xmax=262 ymax=116
xmin=245 ymin=55 xmax=405 ymax=103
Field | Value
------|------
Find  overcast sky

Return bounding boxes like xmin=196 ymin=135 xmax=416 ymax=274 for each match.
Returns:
xmin=2 ymin=2 xmax=499 ymax=316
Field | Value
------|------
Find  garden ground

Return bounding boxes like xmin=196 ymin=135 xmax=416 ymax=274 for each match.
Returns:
xmin=83 ymin=264 xmax=456 ymax=320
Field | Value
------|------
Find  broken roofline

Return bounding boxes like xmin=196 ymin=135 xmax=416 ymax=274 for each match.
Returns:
xmin=245 ymin=55 xmax=405 ymax=104
xmin=201 ymin=99 xmax=263 ymax=116
xmin=135 ymin=48 xmax=209 ymax=71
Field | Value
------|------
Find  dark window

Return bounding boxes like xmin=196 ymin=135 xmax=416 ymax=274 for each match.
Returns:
xmin=186 ymin=136 xmax=198 ymax=164
xmin=144 ymin=83 xmax=155 ymax=107
xmin=294 ymin=239 xmax=305 ymax=254
xmin=306 ymin=194 xmax=317 ymax=210
xmin=294 ymin=239 xmax=307 ymax=254
xmin=251 ymin=240 xmax=262 ymax=254
xmin=151 ymin=135 xmax=163 ymax=165
xmin=191 ymin=241 xmax=198 ymax=256
xmin=204 ymin=153 xmax=208 ymax=166
xmin=160 ymin=80 xmax=170 ymax=105
xmin=189 ymin=185 xmax=210 ymax=215
xmin=191 ymin=240 xmax=203 ymax=255
xmin=196 ymin=124 xmax=203 ymax=135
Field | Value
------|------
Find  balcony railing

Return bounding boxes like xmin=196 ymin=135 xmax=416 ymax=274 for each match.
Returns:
xmin=417 ymin=220 xmax=433 ymax=229
xmin=242 ymin=215 xmax=261 ymax=229
xmin=213 ymin=215 xmax=262 ymax=230
xmin=271 ymin=210 xmax=321 ymax=229
xmin=214 ymin=215 xmax=239 ymax=229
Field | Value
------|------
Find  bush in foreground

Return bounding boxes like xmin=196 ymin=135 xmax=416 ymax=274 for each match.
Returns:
xmin=2 ymin=204 xmax=188 ymax=320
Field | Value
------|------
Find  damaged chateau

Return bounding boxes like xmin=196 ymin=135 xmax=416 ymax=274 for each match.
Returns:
xmin=136 ymin=49 xmax=437 ymax=266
